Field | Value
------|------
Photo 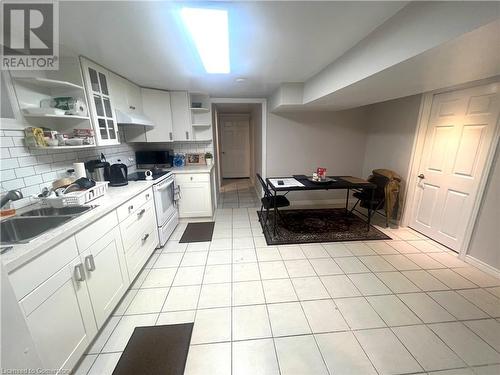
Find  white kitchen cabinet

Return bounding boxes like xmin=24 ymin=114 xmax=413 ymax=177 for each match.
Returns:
xmin=118 ymin=190 xmax=159 ymax=281
xmin=176 ymin=172 xmax=213 ymax=217
xmin=143 ymin=88 xmax=173 ymax=142
xmin=170 ymin=91 xmax=192 ymax=141
xmin=80 ymin=57 xmax=119 ymax=146
xmin=80 ymin=57 xmax=120 ymax=146
xmin=81 ymin=227 xmax=128 ymax=328
xmin=108 ymin=71 xmax=143 ymax=115
xmin=19 ymin=255 xmax=97 ymax=373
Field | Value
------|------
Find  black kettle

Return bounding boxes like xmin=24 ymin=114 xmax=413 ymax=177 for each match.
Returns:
xmin=105 ymin=163 xmax=128 ymax=187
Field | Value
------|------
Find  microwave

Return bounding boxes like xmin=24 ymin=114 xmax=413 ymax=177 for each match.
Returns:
xmin=135 ymin=150 xmax=172 ymax=168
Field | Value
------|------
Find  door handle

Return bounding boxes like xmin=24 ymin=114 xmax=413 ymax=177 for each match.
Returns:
xmin=169 ymin=132 xmax=173 ymax=140
xmin=74 ymin=263 xmax=86 ymax=282
xmin=84 ymin=255 xmax=96 ymax=272
xmin=142 ymin=233 xmax=150 ymax=243
xmin=137 ymin=208 xmax=146 ymax=219
xmin=418 ymin=174 xmax=425 ymax=179
xmin=186 ymin=131 xmax=189 ymax=140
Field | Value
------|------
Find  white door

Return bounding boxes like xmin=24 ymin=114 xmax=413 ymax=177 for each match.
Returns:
xmin=410 ymin=82 xmax=500 ymax=251
xmin=83 ymin=227 xmax=128 ymax=328
xmin=221 ymin=115 xmax=250 ymax=178
xmin=20 ymin=257 xmax=97 ymax=372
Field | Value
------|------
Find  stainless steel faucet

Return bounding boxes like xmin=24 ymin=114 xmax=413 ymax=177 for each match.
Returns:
xmin=0 ymin=190 xmax=23 ymax=208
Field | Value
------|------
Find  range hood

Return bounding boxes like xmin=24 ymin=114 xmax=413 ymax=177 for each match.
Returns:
xmin=115 ymin=109 xmax=154 ymax=127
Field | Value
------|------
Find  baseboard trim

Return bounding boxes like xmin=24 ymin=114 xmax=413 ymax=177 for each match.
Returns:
xmin=464 ymin=255 xmax=500 ymax=278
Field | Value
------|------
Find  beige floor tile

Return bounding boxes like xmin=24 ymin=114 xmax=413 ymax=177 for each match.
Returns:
xmin=232 ymin=339 xmax=279 ymax=375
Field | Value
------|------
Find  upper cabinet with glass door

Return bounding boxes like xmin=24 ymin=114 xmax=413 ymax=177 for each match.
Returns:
xmin=80 ymin=57 xmax=119 ymax=146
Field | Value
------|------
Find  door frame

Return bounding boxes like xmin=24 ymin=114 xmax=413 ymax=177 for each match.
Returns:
xmin=402 ymin=78 xmax=500 ymax=260
xmin=211 ymin=98 xmax=267 ymax=196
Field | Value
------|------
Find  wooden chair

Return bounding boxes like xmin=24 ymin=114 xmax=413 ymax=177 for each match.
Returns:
xmin=256 ymin=174 xmax=290 ymax=228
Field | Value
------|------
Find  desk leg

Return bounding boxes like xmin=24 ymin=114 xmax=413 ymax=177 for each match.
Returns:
xmin=367 ymin=188 xmax=374 ymax=231
xmin=273 ymin=190 xmax=278 ymax=236
xmin=345 ymin=188 xmax=349 ymax=216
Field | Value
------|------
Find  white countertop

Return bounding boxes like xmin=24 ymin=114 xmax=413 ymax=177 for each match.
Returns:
xmin=171 ymin=164 xmax=214 ymax=174
xmin=1 ymin=181 xmax=155 ymax=273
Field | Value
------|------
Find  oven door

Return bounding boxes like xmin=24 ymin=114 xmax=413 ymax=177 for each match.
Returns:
xmin=153 ymin=175 xmax=176 ymax=226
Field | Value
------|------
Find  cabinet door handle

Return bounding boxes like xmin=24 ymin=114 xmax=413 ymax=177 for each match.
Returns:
xmin=129 ymin=105 xmax=136 ymax=110
xmin=137 ymin=208 xmax=146 ymax=219
xmin=74 ymin=263 xmax=85 ymax=282
xmin=128 ymin=204 xmax=134 ymax=212
xmin=186 ymin=131 xmax=189 ymax=140
xmin=142 ymin=233 xmax=150 ymax=243
xmin=145 ymin=193 xmax=150 ymax=200
xmin=169 ymin=132 xmax=173 ymax=140
xmin=85 ymin=255 xmax=96 ymax=272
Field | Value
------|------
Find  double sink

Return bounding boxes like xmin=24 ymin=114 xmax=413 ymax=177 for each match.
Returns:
xmin=0 ymin=206 xmax=95 ymax=245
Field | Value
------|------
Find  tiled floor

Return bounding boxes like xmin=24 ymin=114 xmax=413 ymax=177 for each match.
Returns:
xmin=220 ymin=178 xmax=260 ymax=208
xmin=75 ymin=205 xmax=500 ymax=375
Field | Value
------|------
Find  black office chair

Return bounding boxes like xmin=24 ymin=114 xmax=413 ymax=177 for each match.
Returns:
xmin=350 ymin=173 xmax=389 ymax=226
xmin=256 ymin=174 xmax=290 ymax=228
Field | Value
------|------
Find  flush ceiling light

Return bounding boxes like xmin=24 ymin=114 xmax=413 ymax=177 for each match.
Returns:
xmin=181 ymin=7 xmax=230 ymax=74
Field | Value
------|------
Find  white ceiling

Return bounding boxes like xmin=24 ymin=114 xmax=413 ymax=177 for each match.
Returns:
xmin=59 ymin=1 xmax=407 ymax=97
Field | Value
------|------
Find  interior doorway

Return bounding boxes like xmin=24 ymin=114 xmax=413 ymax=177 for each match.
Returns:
xmin=212 ymin=101 xmax=265 ymax=202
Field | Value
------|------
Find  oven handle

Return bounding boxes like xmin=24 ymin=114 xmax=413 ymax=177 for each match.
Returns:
xmin=154 ymin=178 xmax=174 ymax=192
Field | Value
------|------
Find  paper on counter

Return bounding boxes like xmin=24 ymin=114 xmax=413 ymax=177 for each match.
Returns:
xmin=268 ymin=178 xmax=304 ymax=188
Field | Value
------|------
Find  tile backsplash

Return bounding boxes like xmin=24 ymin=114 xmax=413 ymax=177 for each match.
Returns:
xmin=0 ymin=129 xmax=214 ymax=199
xmin=0 ymin=129 xmax=136 ymax=197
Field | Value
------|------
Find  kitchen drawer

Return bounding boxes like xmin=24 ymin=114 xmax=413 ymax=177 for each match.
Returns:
xmin=123 ymin=219 xmax=159 ymax=281
xmin=9 ymin=236 xmax=79 ymax=300
xmin=117 ymin=187 xmax=154 ymax=222
xmin=75 ymin=210 xmax=119 ymax=252
xmin=175 ymin=173 xmax=210 ymax=184
xmin=119 ymin=198 xmax=156 ymax=251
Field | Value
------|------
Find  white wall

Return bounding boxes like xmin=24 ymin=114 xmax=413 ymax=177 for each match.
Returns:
xmin=252 ymin=105 xmax=263 ymax=195
xmin=266 ymin=109 xmax=368 ymax=203
xmin=467 ymin=142 xmax=500 ymax=270
xmin=362 ymin=94 xmax=422 ymax=191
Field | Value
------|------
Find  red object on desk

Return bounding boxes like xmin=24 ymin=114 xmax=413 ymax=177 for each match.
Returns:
xmin=317 ymin=168 xmax=327 ymax=179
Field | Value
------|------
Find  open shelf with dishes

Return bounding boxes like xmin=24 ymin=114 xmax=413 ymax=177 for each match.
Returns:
xmin=9 ymin=60 xmax=96 ymax=148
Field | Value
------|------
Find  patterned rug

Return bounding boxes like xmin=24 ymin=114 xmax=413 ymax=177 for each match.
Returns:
xmin=257 ymin=208 xmax=391 ymax=245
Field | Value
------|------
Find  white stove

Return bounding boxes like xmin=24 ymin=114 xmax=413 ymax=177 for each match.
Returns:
xmin=130 ymin=169 xmax=178 ymax=248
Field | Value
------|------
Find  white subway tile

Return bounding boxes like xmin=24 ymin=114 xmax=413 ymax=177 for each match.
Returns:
xmin=0 ymin=137 xmax=14 ymax=147
xmin=0 ymin=158 xmax=19 ymax=170
xmin=1 ymin=148 xmax=11 ymax=159
xmin=15 ymin=166 xmax=35 ymax=178
xmin=11 ymin=137 xmax=25 ymax=147
xmin=21 ymin=185 xmax=41 ymax=197
xmin=9 ymin=147 xmax=31 ymax=157
xmin=1 ymin=178 xmax=25 ymax=190
xmin=18 ymin=156 xmax=38 ymax=167
xmin=24 ymin=175 xmax=43 ymax=186
xmin=42 ymin=171 xmax=57 ymax=182
xmin=3 ymin=130 xmax=24 ymax=137
xmin=1 ymin=169 xmax=16 ymax=181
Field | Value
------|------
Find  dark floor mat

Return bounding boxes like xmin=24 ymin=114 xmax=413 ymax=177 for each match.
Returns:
xmin=258 ymin=208 xmax=391 ymax=245
xmin=112 ymin=323 xmax=193 ymax=375
xmin=179 ymin=222 xmax=215 ymax=243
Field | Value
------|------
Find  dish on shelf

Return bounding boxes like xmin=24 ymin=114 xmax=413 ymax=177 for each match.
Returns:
xmin=64 ymin=138 xmax=84 ymax=146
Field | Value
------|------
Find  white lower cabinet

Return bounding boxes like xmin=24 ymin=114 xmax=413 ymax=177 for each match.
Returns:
xmin=119 ymin=197 xmax=158 ymax=281
xmin=176 ymin=172 xmax=214 ymax=218
xmin=20 ymin=256 xmax=97 ymax=373
xmin=81 ymin=227 xmax=128 ymax=328
xmin=8 ymin=187 xmax=162 ymax=373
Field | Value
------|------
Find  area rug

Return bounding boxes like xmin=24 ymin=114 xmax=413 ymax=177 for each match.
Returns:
xmin=179 ymin=222 xmax=215 ymax=243
xmin=112 ymin=323 xmax=193 ymax=375
xmin=257 ymin=208 xmax=390 ymax=245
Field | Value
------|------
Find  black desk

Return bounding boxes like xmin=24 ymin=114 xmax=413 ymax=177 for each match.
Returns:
xmin=265 ymin=175 xmax=377 ymax=235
